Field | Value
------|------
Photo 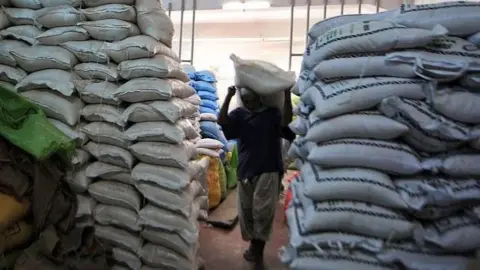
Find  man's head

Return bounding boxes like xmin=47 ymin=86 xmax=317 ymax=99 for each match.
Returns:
xmin=239 ymin=87 xmax=263 ymax=111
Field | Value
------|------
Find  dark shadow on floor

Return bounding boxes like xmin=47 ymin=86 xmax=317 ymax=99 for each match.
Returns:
xmin=198 ymin=201 xmax=289 ymax=270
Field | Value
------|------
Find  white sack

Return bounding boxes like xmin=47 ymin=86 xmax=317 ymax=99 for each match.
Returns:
xmin=48 ymin=118 xmax=87 ymax=146
xmin=135 ymin=0 xmax=174 ymax=48
xmin=111 ymin=248 xmax=141 ymax=270
xmin=460 ymin=73 xmax=480 ymax=90
xmin=303 ymin=21 xmax=446 ymax=69
xmin=71 ymin=149 xmax=90 ymax=167
xmin=10 ymin=45 xmax=78 ymax=72
xmin=9 ymin=0 xmax=41 ymax=9
xmin=61 ymin=40 xmax=109 ymax=63
xmin=75 ymin=80 xmax=120 ymax=105
xmin=138 ymin=204 xmax=198 ymax=244
xmin=81 ymin=104 xmax=123 ymax=126
xmin=305 ymin=111 xmax=408 ymax=142
xmin=131 ymin=162 xmax=190 ymax=192
xmin=0 ymin=25 xmax=43 ymax=45
xmin=89 ymin=180 xmax=141 ymax=211
xmin=196 ymin=148 xmax=220 ymax=158
xmin=81 ymin=4 xmax=136 ymax=22
xmin=380 ymin=97 xmax=473 ymax=153
xmin=124 ymin=121 xmax=185 ymax=144
xmin=3 ymin=7 xmax=36 ymax=25
xmin=106 ymin=35 xmax=178 ymax=63
xmin=74 ymin=62 xmax=118 ymax=81
xmin=0 ymin=39 xmax=28 ymax=66
xmin=423 ymin=154 xmax=480 ymax=177
xmin=415 ymin=207 xmax=480 ymax=252
xmin=36 ymin=26 xmax=88 ymax=45
xmin=0 ymin=81 xmax=15 ymax=90
xmin=305 ymin=77 xmax=426 ymax=119
xmin=141 ymin=227 xmax=196 ymax=260
xmin=85 ymin=161 xmax=133 ymax=185
xmin=77 ymin=19 xmax=139 ymax=42
xmin=385 ymin=36 xmax=480 ymax=82
xmin=64 ymin=166 xmax=90 ymax=193
xmin=301 ymin=163 xmax=407 ymax=209
xmin=36 ymin=6 xmax=85 ymax=28
xmin=184 ymin=94 xmax=201 ymax=105
xmin=120 ymin=98 xmax=198 ymax=125
xmin=136 ymin=181 xmax=198 ymax=217
xmin=0 ymin=9 xmax=9 ymax=30
xmin=94 ymin=225 xmax=142 ymax=255
xmin=22 ymin=90 xmax=83 ymax=126
xmin=93 ymin=204 xmax=141 ymax=232
xmin=313 ymin=54 xmax=416 ymax=81
xmin=117 ymin=55 xmax=189 ymax=82
xmin=302 ymin=198 xmax=414 ymax=240
xmin=307 ymin=10 xmax=395 ymax=46
xmin=230 ymin=54 xmax=295 ymax=95
xmin=76 ymin=194 xmax=96 ymax=218
xmin=391 ymin=2 xmax=480 ymax=36
xmin=15 ymin=69 xmax=78 ymax=96
xmin=395 ymin=177 xmax=480 ymax=220
xmin=195 ymin=138 xmax=223 ymax=149
xmin=84 ymin=142 xmax=135 ymax=169
xmin=39 ymin=0 xmax=82 ymax=7
xmin=0 ymin=65 xmax=26 ymax=83
xmin=75 ymin=216 xmax=94 ymax=229
xmin=129 ymin=141 xmax=196 ymax=169
xmin=81 ymin=122 xmax=129 ymax=148
xmin=141 ymin=243 xmax=194 ymax=270
xmin=428 ymin=86 xmax=480 ymax=124
xmin=114 ymin=78 xmax=195 ymax=102
xmin=468 ymin=32 xmax=480 ymax=46
xmin=83 ymin=0 xmax=134 ymax=7
xmin=308 ymin=139 xmax=422 ymax=175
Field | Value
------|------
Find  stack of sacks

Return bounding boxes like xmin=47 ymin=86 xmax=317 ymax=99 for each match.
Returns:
xmin=283 ymin=2 xmax=480 ymax=270
xmin=0 ymin=0 xmax=94 ymax=230
xmin=0 ymin=0 xmax=205 ymax=269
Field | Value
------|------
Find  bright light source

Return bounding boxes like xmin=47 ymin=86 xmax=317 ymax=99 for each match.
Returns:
xmin=222 ymin=1 xmax=244 ymax=10
xmin=244 ymin=1 xmax=270 ymax=9
xmin=222 ymin=0 xmax=271 ymax=10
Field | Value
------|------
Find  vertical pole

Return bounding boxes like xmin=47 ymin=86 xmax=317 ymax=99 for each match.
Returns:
xmin=178 ymin=0 xmax=185 ymax=60
xmin=288 ymin=0 xmax=295 ymax=71
xmin=168 ymin=2 xmax=172 ymax=17
xmin=305 ymin=0 xmax=311 ymax=45
xmin=190 ymin=0 xmax=196 ymax=65
xmin=358 ymin=0 xmax=362 ymax=14
xmin=340 ymin=0 xmax=344 ymax=15
xmin=323 ymin=0 xmax=328 ymax=19
xmin=376 ymin=0 xmax=380 ymax=13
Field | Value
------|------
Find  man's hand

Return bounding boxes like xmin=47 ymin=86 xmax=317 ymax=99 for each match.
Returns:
xmin=227 ymin=86 xmax=236 ymax=97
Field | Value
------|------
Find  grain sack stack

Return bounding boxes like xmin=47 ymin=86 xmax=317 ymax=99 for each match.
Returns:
xmin=283 ymin=2 xmax=480 ymax=270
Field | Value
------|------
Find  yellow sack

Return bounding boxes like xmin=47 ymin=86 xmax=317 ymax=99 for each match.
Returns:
xmin=204 ymin=156 xmax=221 ymax=209
xmin=0 ymin=193 xmax=30 ymax=232
xmin=0 ymin=221 xmax=33 ymax=253
xmin=218 ymin=159 xmax=227 ymax=200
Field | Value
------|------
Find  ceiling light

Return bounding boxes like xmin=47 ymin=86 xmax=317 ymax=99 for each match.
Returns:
xmin=222 ymin=1 xmax=244 ymax=10
xmin=244 ymin=1 xmax=270 ymax=9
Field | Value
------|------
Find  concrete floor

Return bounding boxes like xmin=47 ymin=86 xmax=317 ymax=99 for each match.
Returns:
xmin=198 ymin=200 xmax=289 ymax=270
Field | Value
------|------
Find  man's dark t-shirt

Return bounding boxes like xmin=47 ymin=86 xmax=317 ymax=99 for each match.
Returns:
xmin=220 ymin=107 xmax=296 ymax=181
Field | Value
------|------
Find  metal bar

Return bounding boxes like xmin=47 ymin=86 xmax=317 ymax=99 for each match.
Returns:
xmin=168 ymin=2 xmax=172 ymax=17
xmin=358 ymin=0 xmax=362 ymax=14
xmin=288 ymin=0 xmax=295 ymax=70
xmin=190 ymin=0 xmax=196 ymax=65
xmin=376 ymin=0 xmax=380 ymax=13
xmin=306 ymin=0 xmax=311 ymax=45
xmin=291 ymin=53 xmax=303 ymax=57
xmin=340 ymin=0 xmax=344 ymax=15
xmin=178 ymin=0 xmax=185 ymax=60
xmin=323 ymin=0 xmax=328 ymax=19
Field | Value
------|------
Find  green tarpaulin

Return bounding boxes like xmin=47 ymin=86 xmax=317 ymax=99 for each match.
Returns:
xmin=0 ymin=84 xmax=75 ymax=161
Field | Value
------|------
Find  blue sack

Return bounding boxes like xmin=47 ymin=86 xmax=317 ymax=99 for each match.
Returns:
xmin=198 ymin=90 xmax=218 ymax=101
xmin=187 ymin=71 xmax=217 ymax=83
xmin=200 ymin=121 xmax=228 ymax=150
xmin=200 ymin=99 xmax=218 ymax=110
xmin=189 ymin=81 xmax=217 ymax=93
xmin=199 ymin=106 xmax=217 ymax=115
